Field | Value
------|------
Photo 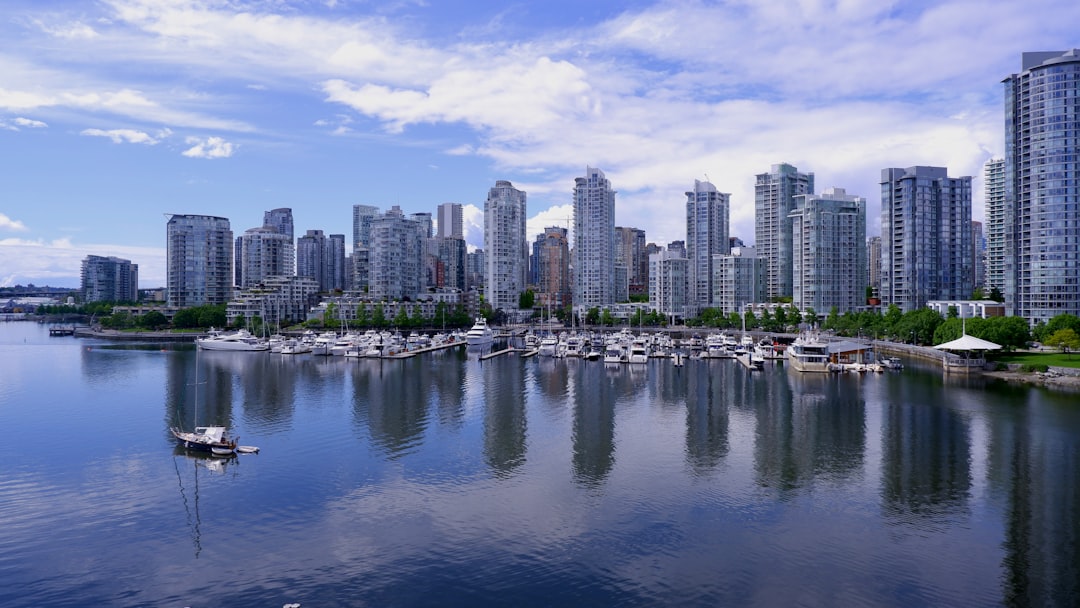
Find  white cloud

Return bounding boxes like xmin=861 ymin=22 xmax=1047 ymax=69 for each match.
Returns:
xmin=462 ymin=204 xmax=483 ymax=251
xmin=0 ymin=238 xmax=166 ymax=287
xmin=14 ymin=117 xmax=48 ymax=128
xmin=0 ymin=213 xmax=29 ymax=232
xmin=182 ymin=136 xmax=236 ymax=158
xmin=35 ymin=19 xmax=100 ymax=40
xmin=81 ymin=128 xmax=162 ymax=144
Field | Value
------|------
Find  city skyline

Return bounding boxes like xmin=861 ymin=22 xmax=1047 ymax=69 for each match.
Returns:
xmin=1 ymin=1 xmax=1078 ymax=287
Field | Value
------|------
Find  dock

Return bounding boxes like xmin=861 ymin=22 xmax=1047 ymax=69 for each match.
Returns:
xmin=480 ymin=347 xmax=517 ymax=361
xmin=48 ymin=326 xmax=76 ymax=336
xmin=382 ymin=340 xmax=465 ymax=359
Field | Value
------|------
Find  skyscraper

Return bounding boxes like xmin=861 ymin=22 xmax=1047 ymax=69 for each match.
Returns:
xmin=685 ymin=179 xmax=730 ymax=312
xmin=1004 ymin=50 xmax=1080 ymax=323
xmin=867 ymin=236 xmax=882 ymax=298
xmin=369 ymin=206 xmax=423 ymax=301
xmin=263 ymin=208 xmax=294 ymax=239
xmin=166 ymin=214 xmax=232 ymax=308
xmin=239 ymin=226 xmax=294 ymax=288
xmin=535 ymin=226 xmax=571 ymax=310
xmin=880 ymin=166 xmax=972 ymax=312
xmin=484 ymin=180 xmax=528 ymax=312
xmin=573 ymin=167 xmax=616 ymax=312
xmin=614 ymin=227 xmax=647 ymax=294
xmin=81 ymin=255 xmax=138 ymax=303
xmin=437 ymin=203 xmax=463 ymax=239
xmin=983 ymin=158 xmax=1006 ymax=295
xmin=649 ymin=248 xmax=688 ymax=321
xmin=755 ymin=163 xmax=814 ymax=300
xmin=713 ymin=247 xmax=766 ymax=316
xmin=790 ymin=187 xmax=867 ymax=314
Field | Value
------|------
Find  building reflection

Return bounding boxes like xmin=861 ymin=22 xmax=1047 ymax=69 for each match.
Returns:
xmin=755 ymin=368 xmax=866 ymax=493
xmin=682 ymin=362 xmax=729 ymax=474
xmin=571 ymin=360 xmax=617 ymax=487
xmin=482 ymin=358 xmax=527 ymax=478
xmin=351 ymin=357 xmax=431 ymax=458
xmin=880 ymin=377 xmax=971 ymax=523
xmin=988 ymin=389 xmax=1080 ymax=606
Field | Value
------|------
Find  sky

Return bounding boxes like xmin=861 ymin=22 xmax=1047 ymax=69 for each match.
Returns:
xmin=1 ymin=0 xmax=1077 ymax=288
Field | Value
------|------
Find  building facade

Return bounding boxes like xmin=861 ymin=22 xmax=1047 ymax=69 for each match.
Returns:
xmin=484 ymin=180 xmax=528 ymax=312
xmin=867 ymin=236 xmax=882 ymax=298
xmin=81 ymin=255 xmax=138 ymax=303
xmin=437 ymin=203 xmax=463 ymax=239
xmin=649 ymin=249 xmax=689 ymax=321
xmin=573 ymin=167 xmax=616 ymax=312
xmin=1004 ymin=50 xmax=1080 ymax=323
xmin=983 ymin=158 xmax=1006 ymax=295
xmin=755 ymin=163 xmax=814 ymax=300
xmin=790 ymin=187 xmax=867 ymax=314
xmin=238 ymin=226 xmax=294 ymax=288
xmin=263 ymin=207 xmax=294 ymax=240
xmin=166 ymin=214 xmax=232 ymax=308
xmin=713 ymin=247 xmax=766 ymax=316
xmin=369 ymin=206 xmax=424 ymax=301
xmin=880 ymin=166 xmax=973 ymax=312
xmin=534 ymin=227 xmax=571 ymax=310
xmin=685 ymin=179 xmax=730 ymax=313
xmin=614 ymin=226 xmax=647 ymax=295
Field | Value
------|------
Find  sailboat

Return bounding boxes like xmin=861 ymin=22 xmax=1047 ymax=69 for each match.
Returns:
xmin=171 ymin=348 xmax=238 ymax=456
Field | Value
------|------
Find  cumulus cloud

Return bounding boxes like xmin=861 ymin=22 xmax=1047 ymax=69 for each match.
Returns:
xmin=0 ymin=237 xmax=165 ymax=287
xmin=0 ymin=213 xmax=29 ymax=232
xmin=182 ymin=136 xmax=235 ymax=158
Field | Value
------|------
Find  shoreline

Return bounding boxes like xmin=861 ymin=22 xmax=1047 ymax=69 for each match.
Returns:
xmin=982 ymin=369 xmax=1080 ymax=392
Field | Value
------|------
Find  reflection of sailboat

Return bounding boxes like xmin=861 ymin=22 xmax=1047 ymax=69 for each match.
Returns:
xmin=172 ymin=448 xmax=237 ymax=558
xmin=171 ymin=349 xmax=238 ymax=455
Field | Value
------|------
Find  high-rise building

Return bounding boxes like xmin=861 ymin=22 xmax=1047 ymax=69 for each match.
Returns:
xmin=484 ymin=180 xmax=528 ymax=312
xmin=239 ymin=226 xmax=294 ymax=288
xmin=467 ymin=249 xmax=485 ymax=290
xmin=880 ymin=166 xmax=972 ymax=312
xmin=755 ymin=163 xmax=814 ymax=300
xmin=867 ymin=236 xmax=882 ymax=297
xmin=263 ymin=208 xmax=294 ymax=239
xmin=352 ymin=205 xmax=380 ymax=250
xmin=1004 ymin=50 xmax=1080 ymax=323
xmin=573 ymin=167 xmax=616 ymax=311
xmin=713 ymin=247 xmax=766 ymax=316
xmin=685 ymin=179 xmax=730 ymax=313
xmin=614 ymin=227 xmax=647 ymax=294
xmin=326 ymin=233 xmax=346 ymax=292
xmin=166 ymin=214 xmax=232 ymax=308
xmin=437 ymin=203 xmax=464 ymax=239
xmin=369 ymin=206 xmax=424 ymax=301
xmin=534 ymin=226 xmax=571 ymax=309
xmin=435 ymin=236 xmax=467 ymax=291
xmin=81 ymin=255 xmax=138 ymax=303
xmin=790 ymin=187 xmax=867 ymax=314
xmin=971 ymin=220 xmax=985 ymax=295
xmin=983 ymin=158 xmax=1006 ymax=295
xmin=666 ymin=240 xmax=686 ymax=259
xmin=649 ymin=249 xmax=688 ymax=321
xmin=411 ymin=212 xmax=434 ymax=239
xmin=296 ymin=229 xmax=326 ymax=291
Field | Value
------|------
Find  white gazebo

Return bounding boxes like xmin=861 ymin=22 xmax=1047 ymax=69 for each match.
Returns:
xmin=934 ymin=333 xmax=1001 ymax=374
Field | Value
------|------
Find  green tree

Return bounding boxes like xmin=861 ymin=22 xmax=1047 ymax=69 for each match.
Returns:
xmin=883 ymin=304 xmax=903 ymax=339
xmin=1034 ymin=314 xmax=1080 ymax=343
xmin=1046 ymin=328 xmax=1080 ymax=358
xmin=600 ymin=308 xmax=614 ymax=326
xmin=393 ymin=306 xmax=410 ymax=328
xmin=988 ymin=287 xmax=1004 ymax=302
xmin=824 ymin=306 xmax=840 ymax=331
xmin=585 ymin=307 xmax=600 ymax=325
xmin=172 ymin=308 xmax=200 ymax=329
xmin=372 ymin=303 xmax=386 ymax=328
xmin=138 ymin=310 xmax=168 ymax=330
xmin=356 ymin=303 xmax=370 ymax=328
xmin=803 ymin=307 xmax=819 ymax=328
xmin=519 ymin=289 xmax=535 ymax=310
xmin=410 ymin=304 xmax=425 ymax=328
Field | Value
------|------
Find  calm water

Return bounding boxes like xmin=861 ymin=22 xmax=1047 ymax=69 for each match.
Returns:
xmin=1 ymin=322 xmax=1078 ymax=607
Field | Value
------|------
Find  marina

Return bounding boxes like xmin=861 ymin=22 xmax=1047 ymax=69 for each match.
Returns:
xmin=2 ymin=321 xmax=1079 ymax=607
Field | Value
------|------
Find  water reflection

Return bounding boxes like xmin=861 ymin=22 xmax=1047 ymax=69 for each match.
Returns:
xmin=482 ymin=357 xmax=527 ymax=477
xmin=988 ymin=389 xmax=1080 ymax=606
xmin=166 ymin=349 xmax=237 ymax=436
xmin=351 ymin=358 xmax=431 ymax=458
xmin=755 ymin=368 xmax=866 ymax=493
xmin=880 ymin=376 xmax=971 ymax=523
xmin=682 ymin=362 xmax=729 ymax=474
xmin=571 ymin=360 xmax=617 ymax=487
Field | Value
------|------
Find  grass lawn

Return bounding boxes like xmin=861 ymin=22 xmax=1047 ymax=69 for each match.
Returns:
xmin=991 ymin=351 xmax=1080 ymax=369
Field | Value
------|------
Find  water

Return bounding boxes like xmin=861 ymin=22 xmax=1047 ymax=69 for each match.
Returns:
xmin=1 ymin=322 xmax=1078 ymax=607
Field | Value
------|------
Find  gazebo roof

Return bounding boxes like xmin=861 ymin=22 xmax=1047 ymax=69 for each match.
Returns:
xmin=934 ymin=334 xmax=1001 ymax=351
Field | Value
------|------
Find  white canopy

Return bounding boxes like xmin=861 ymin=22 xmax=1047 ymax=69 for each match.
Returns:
xmin=934 ymin=334 xmax=1001 ymax=351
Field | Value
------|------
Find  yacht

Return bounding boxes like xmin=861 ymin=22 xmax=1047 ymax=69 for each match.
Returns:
xmin=538 ymin=335 xmax=559 ymax=357
xmin=786 ymin=332 xmax=831 ymax=372
xmin=627 ymin=338 xmax=649 ymax=364
xmin=196 ymin=328 xmax=269 ymax=352
xmin=466 ymin=317 xmax=494 ymax=346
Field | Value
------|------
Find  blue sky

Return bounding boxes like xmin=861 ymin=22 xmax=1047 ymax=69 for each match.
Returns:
xmin=1 ymin=0 xmax=1077 ymax=288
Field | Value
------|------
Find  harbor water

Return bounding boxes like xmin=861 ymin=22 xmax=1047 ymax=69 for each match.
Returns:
xmin=1 ymin=322 xmax=1078 ymax=606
